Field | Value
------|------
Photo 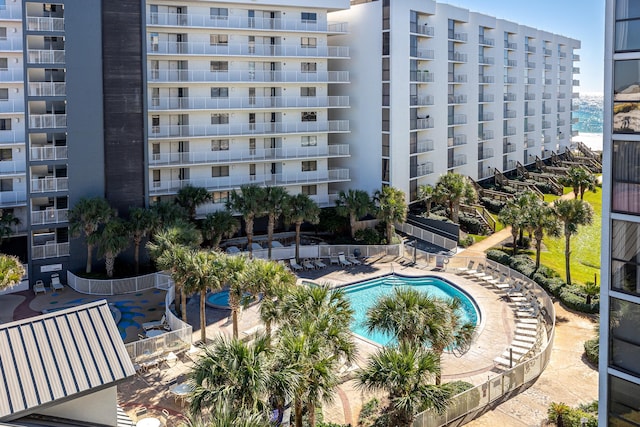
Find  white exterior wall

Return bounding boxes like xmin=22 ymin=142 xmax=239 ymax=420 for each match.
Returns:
xmin=40 ymin=387 xmax=118 ymax=426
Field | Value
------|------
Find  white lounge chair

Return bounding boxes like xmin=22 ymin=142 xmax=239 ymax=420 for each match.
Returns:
xmin=142 ymin=314 xmax=166 ymax=331
xmin=313 ymin=259 xmax=327 ymax=269
xmin=338 ymin=254 xmax=353 ymax=267
xmin=457 ymin=260 xmax=475 ymax=274
xmin=50 ymin=273 xmax=64 ymax=291
xmin=289 ymin=259 xmax=303 ymax=272
xmin=33 ymin=280 xmax=46 ymax=295
xmin=347 ymin=255 xmax=362 ymax=265
xmin=303 ymin=259 xmax=316 ymax=270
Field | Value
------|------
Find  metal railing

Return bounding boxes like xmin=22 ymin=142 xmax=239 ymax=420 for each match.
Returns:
xmin=27 ymin=49 xmax=65 ymax=64
xmin=396 ymin=222 xmax=457 ymax=251
xmin=67 ymin=271 xmax=161 ymax=295
xmin=32 ymin=242 xmax=69 ymax=259
xmin=148 ymin=41 xmax=349 ymax=58
xmin=31 ymin=208 xmax=68 ymax=225
xmin=26 ymin=16 xmax=64 ymax=31
xmin=149 ymin=95 xmax=350 ymax=111
xmin=148 ymin=69 xmax=350 ymax=83
xmin=28 ymin=82 xmax=66 ymax=97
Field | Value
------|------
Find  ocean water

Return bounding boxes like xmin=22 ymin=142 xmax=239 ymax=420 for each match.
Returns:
xmin=574 ymin=94 xmax=604 ymax=134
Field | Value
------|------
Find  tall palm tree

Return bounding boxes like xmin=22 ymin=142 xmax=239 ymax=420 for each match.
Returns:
xmin=527 ymin=201 xmax=561 ymax=269
xmin=227 ymin=185 xmax=266 ymax=258
xmin=128 ymin=207 xmax=157 ymax=274
xmin=263 ymin=186 xmax=289 ymax=259
xmin=374 ymin=186 xmax=407 ymax=243
xmin=176 ymin=185 xmax=212 ymax=221
xmin=183 ymin=403 xmax=272 ymax=427
xmin=554 ymin=198 xmax=594 ymax=285
xmin=150 ymin=200 xmax=189 ymax=231
xmin=335 ymin=189 xmax=372 ymax=239
xmin=68 ymin=197 xmax=115 ymax=273
xmin=0 ymin=254 xmax=24 ymax=291
xmin=201 ymin=210 xmax=239 ymax=249
xmin=183 ymin=250 xmax=221 ymax=344
xmin=418 ymin=184 xmax=436 ymax=217
xmin=283 ymin=193 xmax=320 ymax=262
xmin=498 ymin=193 xmax=533 ymax=256
xmin=560 ymin=167 xmax=598 ymax=200
xmin=95 ymin=218 xmax=130 ymax=278
xmin=222 ymin=254 xmax=250 ymax=339
xmin=0 ymin=209 xmax=19 ymax=244
xmin=434 ymin=173 xmax=476 ymax=223
xmin=357 ymin=343 xmax=452 ymax=427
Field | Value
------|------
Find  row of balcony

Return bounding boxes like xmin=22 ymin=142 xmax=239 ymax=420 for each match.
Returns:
xmin=410 ymin=140 xmax=434 ymax=155
xmin=147 ymin=13 xmax=348 ymax=34
xmin=149 ymin=95 xmax=349 ymax=111
xmin=148 ymin=42 xmax=349 ymax=58
xmin=26 ymin=16 xmax=65 ymax=32
xmin=149 ymin=120 xmax=350 ymax=139
xmin=28 ymin=82 xmax=66 ymax=97
xmin=29 ymin=114 xmax=66 ymax=129
xmin=32 ymin=242 xmax=69 ymax=260
xmin=27 ymin=49 xmax=65 ymax=65
xmin=148 ymin=69 xmax=350 ymax=83
xmin=410 ymin=162 xmax=433 ymax=178
xmin=32 ymin=208 xmax=68 ymax=226
xmin=150 ymin=144 xmax=350 ymax=166
xmin=150 ymin=168 xmax=350 ymax=195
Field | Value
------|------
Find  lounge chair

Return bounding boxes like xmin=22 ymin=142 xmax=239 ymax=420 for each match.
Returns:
xmin=33 ymin=280 xmax=46 ymax=295
xmin=347 ymin=255 xmax=362 ymax=265
xmin=50 ymin=273 xmax=64 ymax=291
xmin=289 ymin=258 xmax=303 ymax=272
xmin=330 ymin=255 xmax=339 ymax=265
xmin=457 ymin=260 xmax=475 ymax=274
xmin=142 ymin=314 xmax=166 ymax=331
xmin=338 ymin=253 xmax=353 ymax=267
xmin=303 ymin=259 xmax=316 ymax=270
xmin=313 ymin=259 xmax=327 ymax=269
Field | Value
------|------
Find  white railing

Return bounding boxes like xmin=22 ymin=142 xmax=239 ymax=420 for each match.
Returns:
xmin=149 ymin=42 xmax=349 ymax=58
xmin=31 ymin=177 xmax=68 ymax=193
xmin=67 ymin=271 xmax=160 ymax=295
xmin=30 ymin=146 xmax=68 ymax=161
xmin=31 ymin=208 xmax=68 ymax=225
xmin=395 ymin=222 xmax=457 ymax=250
xmin=0 ymin=190 xmax=26 ymax=206
xmin=0 ymin=160 xmax=24 ymax=174
xmin=414 ymin=49 xmax=434 ymax=59
xmin=149 ymin=95 xmax=349 ymax=111
xmin=28 ymin=82 xmax=66 ymax=97
xmin=148 ymin=69 xmax=350 ymax=83
xmin=32 ymin=242 xmax=69 ymax=259
xmin=27 ymin=49 xmax=65 ymax=64
xmin=29 ymin=114 xmax=67 ymax=129
xmin=26 ymin=16 xmax=65 ymax=31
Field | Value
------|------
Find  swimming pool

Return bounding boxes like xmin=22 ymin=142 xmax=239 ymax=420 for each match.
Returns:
xmin=205 ymin=289 xmax=258 ymax=309
xmin=343 ymin=274 xmax=479 ymax=346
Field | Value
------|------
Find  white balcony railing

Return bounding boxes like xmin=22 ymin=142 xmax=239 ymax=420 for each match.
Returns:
xmin=479 ymin=94 xmax=494 ymax=102
xmin=448 ymin=52 xmax=467 ymax=62
xmin=32 ymin=242 xmax=69 ymax=260
xmin=414 ymin=118 xmax=434 ymax=130
xmin=448 ymin=114 xmax=467 ymax=126
xmin=414 ymin=49 xmax=434 ymax=59
xmin=479 ymin=131 xmax=494 ymax=141
xmin=31 ymin=208 xmax=68 ymax=225
xmin=479 ymin=112 xmax=494 ymax=122
xmin=26 ymin=16 xmax=65 ymax=32
xmin=411 ymin=71 xmax=435 ymax=83
xmin=27 ymin=49 xmax=65 ymax=64
xmin=148 ymin=69 xmax=350 ymax=84
xmin=448 ymin=94 xmax=467 ymax=104
xmin=30 ymin=177 xmax=68 ymax=193
xmin=149 ymin=144 xmax=350 ymax=166
xmin=449 ymin=135 xmax=467 ymax=147
xmin=30 ymin=146 xmax=68 ymax=161
xmin=148 ymin=95 xmax=349 ymax=111
xmin=450 ymin=155 xmax=467 ymax=167
xmin=29 ymin=114 xmax=67 ymax=129
xmin=479 ymin=56 xmax=494 ymax=65
xmin=410 ymin=95 xmax=434 ymax=106
xmin=148 ymin=42 xmax=349 ymax=58
xmin=0 ymin=190 xmax=26 ymax=206
xmin=414 ymin=140 xmax=434 ymax=154
xmin=414 ymin=163 xmax=434 ymax=177
xmin=28 ymin=82 xmax=66 ymax=97
xmin=479 ymin=36 xmax=495 ymax=46
xmin=413 ymin=25 xmax=435 ymax=37
xmin=149 ymin=120 xmax=349 ymax=139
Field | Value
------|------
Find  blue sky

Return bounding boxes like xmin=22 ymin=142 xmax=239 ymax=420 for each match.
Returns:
xmin=447 ymin=0 xmax=605 ymax=94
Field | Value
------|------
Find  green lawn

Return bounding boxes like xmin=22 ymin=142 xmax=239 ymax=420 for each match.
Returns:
xmin=536 ymin=188 xmax=602 ymax=285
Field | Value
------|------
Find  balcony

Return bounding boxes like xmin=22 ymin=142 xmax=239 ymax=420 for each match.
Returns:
xmin=542 ymin=135 xmax=551 ymax=143
xmin=410 ymin=95 xmax=434 ymax=106
xmin=479 ymin=148 xmax=494 ymax=160
xmin=503 ymin=141 xmax=516 ymax=153
xmin=413 ymin=49 xmax=434 ymax=60
xmin=29 ymin=114 xmax=67 ymax=129
xmin=524 ymin=93 xmax=536 ymax=101
xmin=150 ymin=144 xmax=350 ymax=166
xmin=448 ymin=74 xmax=467 ymax=83
xmin=573 ymin=54 xmax=580 ymax=61
xmin=479 ymin=56 xmax=494 ymax=65
xmin=448 ymin=52 xmax=467 ymax=62
xmin=479 ymin=112 xmax=494 ymax=121
xmin=0 ymin=160 xmax=25 ymax=174
xmin=542 ymin=121 xmax=551 ymax=129
xmin=479 ymin=130 xmax=494 ymax=141
xmin=448 ymin=94 xmax=467 ymax=104
xmin=448 ymin=154 xmax=467 ymax=168
xmin=525 ymin=108 xmax=536 ymax=116
xmin=542 ymin=93 xmax=551 ymax=100
xmin=149 ymin=120 xmax=350 ymax=139
xmin=412 ymin=25 xmax=435 ymax=37
xmin=0 ymin=190 xmax=26 ymax=207
xmin=505 ymin=59 xmax=517 ymax=67
xmin=149 ymin=69 xmax=350 ymax=84
xmin=30 ymin=146 xmax=68 ymax=161
xmin=557 ymin=93 xmax=566 ymax=99
xmin=544 ymin=79 xmax=553 ymax=85
xmin=28 ymin=82 xmax=66 ymax=97
xmin=573 ymin=80 xmax=580 ymax=86
xmin=544 ymin=64 xmax=552 ymax=70
xmin=479 ymin=75 xmax=495 ymax=84
xmin=412 ymin=118 xmax=434 ymax=130
xmin=525 ymin=137 xmax=535 ymax=148
xmin=448 ymin=135 xmax=467 ymax=147
xmin=526 ymin=61 xmax=536 ymax=69
xmin=559 ymin=79 xmax=567 ymax=85
xmin=505 ymin=42 xmax=517 ymax=50
xmin=573 ymin=67 xmax=580 ymax=73
xmin=26 ymin=17 xmax=64 ymax=32
xmin=479 ymin=36 xmax=495 ymax=46
xmin=149 ymin=95 xmax=350 ymax=111
xmin=526 ymin=45 xmax=536 ymax=53
xmin=27 ymin=50 xmax=65 ymax=64
xmin=557 ymin=119 xmax=566 ymax=126
xmin=147 ymin=12 xmax=348 ymax=34
xmin=525 ymin=124 xmax=536 ymax=132
xmin=504 ymin=126 xmax=516 ymax=136
xmin=558 ymin=106 xmax=566 ymax=113
xmin=543 ymin=48 xmax=552 ymax=56
xmin=0 ymin=38 xmax=23 ymax=51
xmin=448 ymin=114 xmax=467 ymax=126
xmin=411 ymin=140 xmax=434 ymax=154
xmin=0 ymin=4 xmax=22 ymax=20
xmin=32 ymin=242 xmax=69 ymax=260
xmin=31 ymin=208 xmax=68 ymax=225
xmin=505 ymin=76 xmax=517 ymax=84
xmin=411 ymin=162 xmax=434 ymax=178
xmin=559 ymin=52 xmax=567 ymax=58
xmin=30 ymin=177 xmax=68 ymax=193
xmin=0 ymin=69 xmax=24 ymax=82
xmin=560 ymin=65 xmax=567 ymax=72
xmin=479 ymin=94 xmax=494 ymax=102
xmin=543 ymin=107 xmax=552 ymax=114
xmin=503 ymin=93 xmax=516 ymax=102
xmin=449 ymin=32 xmax=468 ymax=42
xmin=504 ymin=110 xmax=516 ymax=118
xmin=572 ymin=92 xmax=580 ymax=98
xmin=410 ymin=71 xmax=434 ymax=83
xmin=148 ymin=42 xmax=349 ymax=58
xmin=526 ymin=77 xmax=536 ymax=84
xmin=150 ymin=168 xmax=350 ymax=195
xmin=0 ymin=100 xmax=24 ymax=114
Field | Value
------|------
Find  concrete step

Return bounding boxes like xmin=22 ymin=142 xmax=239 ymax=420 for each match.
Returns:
xmin=512 ymin=339 xmax=535 ymax=348
xmin=516 ymin=323 xmax=538 ymax=330
xmin=518 ymin=318 xmax=539 ymax=324
xmin=494 ymin=356 xmax=517 ymax=368
xmin=513 ymin=334 xmax=537 ymax=343
xmin=503 ymin=346 xmax=528 ymax=356
xmin=515 ymin=328 xmax=538 ymax=336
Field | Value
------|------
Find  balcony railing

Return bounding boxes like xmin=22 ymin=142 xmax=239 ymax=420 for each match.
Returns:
xmin=559 ymin=52 xmax=567 ymax=58
xmin=573 ymin=67 xmax=580 ymax=73
xmin=0 ymin=69 xmax=24 ymax=82
xmin=0 ymin=38 xmax=22 ymax=51
xmin=31 ymin=208 xmax=68 ymax=225
xmin=505 ymin=42 xmax=517 ymax=50
xmin=505 ymin=59 xmax=517 ymax=67
xmin=28 ymin=82 xmax=66 ymax=97
xmin=147 ymin=12 xmax=348 ymax=34
xmin=150 ymin=144 xmax=350 ymax=166
xmin=505 ymin=76 xmax=517 ymax=84
xmin=0 ymin=160 xmax=25 ymax=174
xmin=545 ymin=64 xmax=552 ymax=70
xmin=149 ymin=95 xmax=350 ymax=111
xmin=150 ymin=69 xmax=349 ymax=84
xmin=525 ymin=124 xmax=536 ymax=132
xmin=448 ymin=135 xmax=467 ymax=147
xmin=479 ymin=131 xmax=494 ymax=141
xmin=504 ymin=126 xmax=516 ymax=136
xmin=503 ymin=142 xmax=516 ymax=153
xmin=411 ymin=140 xmax=434 ymax=154
xmin=448 ymin=74 xmax=467 ymax=83
xmin=558 ymin=106 xmax=566 ymax=112
xmin=542 ymin=121 xmax=551 ymax=129
xmin=573 ymin=80 xmax=580 ymax=86
xmin=524 ymin=93 xmax=536 ymax=101
xmin=560 ymin=65 xmax=567 ymax=72
xmin=479 ymin=148 xmax=495 ymax=160
xmin=30 ymin=177 xmax=68 ymax=193
xmin=448 ymin=114 xmax=467 ymax=126
xmin=526 ymin=61 xmax=536 ymax=69
xmin=32 ymin=242 xmax=69 ymax=260
xmin=413 ymin=118 xmax=434 ymax=130
xmin=544 ymin=79 xmax=553 ymax=85
xmin=526 ymin=45 xmax=536 ymax=53
xmin=26 ymin=17 xmax=64 ymax=32
xmin=526 ymin=77 xmax=536 ymax=84
xmin=150 ymin=169 xmax=350 ymax=194
xmin=479 ymin=36 xmax=495 ymax=46
xmin=543 ymin=107 xmax=552 ymax=114
xmin=525 ymin=109 xmax=536 ymax=116
xmin=479 ymin=94 xmax=494 ymax=103
xmin=412 ymin=25 xmax=435 ymax=37
xmin=557 ymin=119 xmax=566 ymax=126
xmin=504 ymin=110 xmax=516 ymax=118
xmin=411 ymin=162 xmax=434 ymax=178
xmin=503 ymin=93 xmax=516 ymax=102
xmin=449 ymin=32 xmax=468 ymax=42
xmin=448 ymin=52 xmax=467 ymax=62
xmin=27 ymin=49 xmax=65 ymax=64
xmin=29 ymin=114 xmax=67 ymax=129
xmin=410 ymin=71 xmax=434 ymax=83
xmin=479 ymin=75 xmax=495 ymax=84
xmin=479 ymin=56 xmax=494 ymax=65
xmin=413 ymin=49 xmax=434 ymax=60
xmin=410 ymin=95 xmax=434 ymax=106
xmin=449 ymin=154 xmax=467 ymax=168
xmin=148 ymin=42 xmax=349 ymax=58
xmin=573 ymin=54 xmax=580 ymax=61
xmin=0 ymin=99 xmax=24 ymax=113
xmin=30 ymin=146 xmax=68 ymax=161
xmin=558 ymin=93 xmax=566 ymax=99
xmin=542 ymin=135 xmax=551 ymax=143
xmin=479 ymin=112 xmax=494 ymax=121
xmin=559 ymin=79 xmax=567 ymax=85
xmin=448 ymin=94 xmax=467 ymax=104
xmin=0 ymin=190 xmax=26 ymax=206
xmin=543 ymin=48 xmax=552 ymax=56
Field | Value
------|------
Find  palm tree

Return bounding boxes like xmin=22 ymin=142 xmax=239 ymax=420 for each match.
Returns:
xmin=335 ymin=189 xmax=372 ymax=239
xmin=498 ymin=194 xmax=531 ymax=255
xmin=128 ymin=207 xmax=157 ymax=274
xmin=554 ymin=198 xmax=594 ymax=285
xmin=560 ymin=167 xmax=598 ymax=200
xmin=68 ymin=197 xmax=115 ymax=273
xmin=227 ymin=185 xmax=266 ymax=258
xmin=434 ymin=173 xmax=476 ymax=223
xmin=357 ymin=343 xmax=452 ymax=427
xmin=95 ymin=218 xmax=130 ymax=278
xmin=183 ymin=403 xmax=272 ymax=427
xmin=183 ymin=250 xmax=222 ymax=344
xmin=283 ymin=193 xmax=320 ymax=262
xmin=527 ymin=201 xmax=561 ymax=269
xmin=176 ymin=185 xmax=212 ymax=220
xmin=0 ymin=209 xmax=19 ymax=244
xmin=548 ymin=402 xmax=571 ymax=427
xmin=150 ymin=200 xmax=189 ymax=230
xmin=0 ymin=254 xmax=24 ymax=291
xmin=201 ymin=210 xmax=239 ymax=249
xmin=263 ymin=186 xmax=289 ymax=259
xmin=221 ymin=254 xmax=250 ymax=339
xmin=418 ymin=184 xmax=436 ymax=217
xmin=583 ymin=281 xmax=600 ymax=305
xmin=374 ymin=186 xmax=407 ymax=243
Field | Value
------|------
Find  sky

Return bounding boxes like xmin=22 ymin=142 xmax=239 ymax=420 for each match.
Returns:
xmin=447 ymin=0 xmax=605 ymax=94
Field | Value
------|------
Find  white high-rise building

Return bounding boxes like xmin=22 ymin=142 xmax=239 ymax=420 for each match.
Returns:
xmin=330 ymin=0 xmax=580 ymax=201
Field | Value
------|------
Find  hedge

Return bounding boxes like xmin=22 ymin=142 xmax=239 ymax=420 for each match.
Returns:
xmin=481 ymin=197 xmax=505 ymax=214
xmin=584 ymin=337 xmax=599 ymax=366
xmin=459 ymin=215 xmax=484 ymax=235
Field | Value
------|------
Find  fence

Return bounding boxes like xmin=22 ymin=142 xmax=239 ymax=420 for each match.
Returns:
xmin=66 ymin=271 xmax=162 ymax=295
xmin=411 ymin=255 xmax=556 ymax=426
xmin=247 ymin=243 xmax=404 ymax=261
xmin=396 ymin=222 xmax=458 ymax=251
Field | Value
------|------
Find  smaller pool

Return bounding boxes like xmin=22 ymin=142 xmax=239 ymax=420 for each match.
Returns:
xmin=206 ymin=290 xmax=259 ymax=309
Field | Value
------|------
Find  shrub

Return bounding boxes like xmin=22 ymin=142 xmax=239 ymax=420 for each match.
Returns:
xmin=533 ymin=182 xmax=553 ymax=194
xmin=548 ymin=400 xmax=598 ymax=427
xmin=486 ymin=249 xmax=511 ymax=265
xmin=354 ymin=227 xmax=384 ymax=245
xmin=481 ymin=197 xmax=505 ymax=214
xmin=459 ymin=215 xmax=484 ymax=235
xmin=584 ymin=337 xmax=599 ymax=365
xmin=459 ymin=235 xmax=475 ymax=248
xmin=444 ymin=380 xmax=475 ymax=395
xmin=560 ymin=288 xmax=599 ymax=313
xmin=509 ymin=255 xmax=536 ymax=278
xmin=499 ymin=185 xmax=517 ymax=194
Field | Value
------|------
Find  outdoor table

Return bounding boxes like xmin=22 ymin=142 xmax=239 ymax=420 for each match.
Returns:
xmin=170 ymin=382 xmax=194 ymax=396
xmin=136 ymin=417 xmax=161 ymax=427
xmin=146 ymin=329 xmax=166 ymax=338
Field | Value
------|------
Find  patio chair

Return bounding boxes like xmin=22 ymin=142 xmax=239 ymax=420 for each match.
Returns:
xmin=346 ymin=255 xmax=362 ymax=265
xmin=338 ymin=253 xmax=353 ymax=267
xmin=33 ymin=280 xmax=46 ymax=295
xmin=289 ymin=258 xmax=303 ymax=272
xmin=50 ymin=273 xmax=64 ymax=291
xmin=142 ymin=314 xmax=166 ymax=331
xmin=302 ymin=259 xmax=316 ymax=270
xmin=313 ymin=259 xmax=327 ymax=269
xmin=330 ymin=255 xmax=340 ymax=265
xmin=457 ymin=260 xmax=475 ymax=274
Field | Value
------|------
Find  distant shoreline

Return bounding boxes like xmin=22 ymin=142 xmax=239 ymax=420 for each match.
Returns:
xmin=572 ymin=132 xmax=603 ymax=151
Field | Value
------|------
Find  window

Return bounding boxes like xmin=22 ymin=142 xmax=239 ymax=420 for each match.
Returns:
xmin=301 ymin=161 xmax=317 ymax=172
xmin=300 ymin=87 xmax=316 ymax=97
xmin=211 ymin=113 xmax=229 ymax=124
xmin=152 ymin=143 xmax=160 ymax=160
xmin=301 ymin=12 xmax=317 ymax=22
xmin=0 ymin=88 xmax=8 ymax=101
xmin=210 ymin=7 xmax=228 ymax=19
xmin=382 ymin=32 xmax=390 ymax=55
xmin=609 ymin=375 xmax=640 ymax=424
xmin=0 ymin=58 xmax=7 ymax=71
xmin=212 ymin=191 xmax=230 ymax=204
xmin=613 ymin=140 xmax=640 ymax=213
xmin=301 ymin=136 xmax=317 ymax=146
xmin=210 ymin=61 xmax=228 ymax=71
xmin=211 ymin=166 xmax=229 ymax=177
xmin=611 ymin=220 xmax=640 ymax=296
xmin=150 ymin=33 xmax=159 ymax=51
xmin=301 ymin=112 xmax=316 ymax=122
xmin=0 ymin=178 xmax=12 ymax=192
xmin=152 ymin=170 xmax=160 ymax=186
xmin=610 ymin=298 xmax=640 ymax=376
xmin=151 ymin=115 xmax=159 ymax=133
xmin=301 ymin=37 xmax=317 ymax=48
xmin=210 ymin=34 xmax=228 ymax=45
xmin=0 ymin=118 xmax=11 ymax=130
xmin=0 ymin=148 xmax=11 ymax=160
xmin=210 ymin=87 xmax=229 ymax=98
xmin=301 ymin=62 xmax=317 ymax=73
xmin=301 ymin=185 xmax=317 ymax=195
xmin=614 ymin=60 xmax=640 ymax=132
xmin=616 ymin=0 xmax=640 ymax=51
xmin=0 ymin=28 xmax=6 ymax=40
xmin=211 ymin=139 xmax=229 ymax=151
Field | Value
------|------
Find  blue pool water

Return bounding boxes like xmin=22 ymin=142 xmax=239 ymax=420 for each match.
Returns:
xmin=343 ymin=275 xmax=479 ymax=346
xmin=206 ymin=290 xmax=256 ymax=308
